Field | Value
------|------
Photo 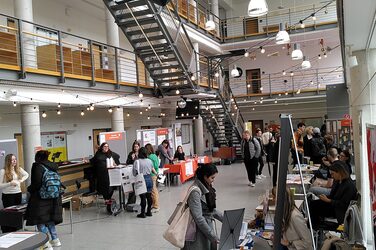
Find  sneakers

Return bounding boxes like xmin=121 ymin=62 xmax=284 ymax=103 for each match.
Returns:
xmin=152 ymin=208 xmax=160 ymax=213
xmin=50 ymin=238 xmax=62 ymax=247
xmin=256 ymin=175 xmax=262 ymax=180
xmin=260 ymin=174 xmax=267 ymax=178
xmin=248 ymin=182 xmax=252 ymax=186
xmin=43 ymin=242 xmax=53 ymax=250
xmin=250 ymin=183 xmax=255 ymax=187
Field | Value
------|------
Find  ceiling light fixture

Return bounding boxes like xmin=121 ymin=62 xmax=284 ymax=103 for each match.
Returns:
xmin=42 ymin=111 xmax=47 ymax=118
xmin=301 ymin=56 xmax=311 ymax=69
xmin=275 ymin=23 xmax=290 ymax=44
xmin=291 ymin=43 xmax=303 ymax=60
xmin=260 ymin=46 xmax=265 ymax=54
xmin=248 ymin=0 xmax=268 ymax=17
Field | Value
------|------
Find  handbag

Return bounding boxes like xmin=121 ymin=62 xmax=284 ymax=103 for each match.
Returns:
xmin=122 ymin=167 xmax=134 ymax=193
xmin=134 ymin=161 xmax=147 ymax=196
xmin=163 ymin=185 xmax=201 ymax=248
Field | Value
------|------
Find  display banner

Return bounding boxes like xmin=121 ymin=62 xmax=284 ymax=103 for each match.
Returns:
xmin=366 ymin=124 xmax=376 ymax=243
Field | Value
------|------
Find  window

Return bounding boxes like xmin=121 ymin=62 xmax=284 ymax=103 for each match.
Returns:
xmin=246 ymin=68 xmax=261 ymax=94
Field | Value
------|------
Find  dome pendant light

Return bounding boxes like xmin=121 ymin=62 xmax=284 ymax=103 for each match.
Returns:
xmin=291 ymin=43 xmax=303 ymax=60
xmin=248 ymin=0 xmax=268 ymax=17
xmin=275 ymin=23 xmax=290 ymax=44
xmin=231 ymin=65 xmax=240 ymax=77
xmin=301 ymin=56 xmax=311 ymax=69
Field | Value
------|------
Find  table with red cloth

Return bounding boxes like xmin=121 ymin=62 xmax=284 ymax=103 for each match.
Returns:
xmin=165 ymin=159 xmax=198 ymax=183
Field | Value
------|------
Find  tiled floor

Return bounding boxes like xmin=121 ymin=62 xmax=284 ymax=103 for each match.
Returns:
xmin=47 ymin=162 xmax=274 ymax=249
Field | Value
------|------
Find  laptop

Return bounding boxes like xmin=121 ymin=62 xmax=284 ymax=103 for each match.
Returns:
xmin=252 ymin=235 xmax=273 ymax=250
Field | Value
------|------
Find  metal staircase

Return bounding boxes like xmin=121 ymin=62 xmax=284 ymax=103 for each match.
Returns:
xmin=103 ymin=0 xmax=198 ymax=95
xmin=199 ymin=84 xmax=244 ymax=159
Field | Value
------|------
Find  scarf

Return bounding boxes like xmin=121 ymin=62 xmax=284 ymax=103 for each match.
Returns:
xmin=205 ymin=185 xmax=217 ymax=212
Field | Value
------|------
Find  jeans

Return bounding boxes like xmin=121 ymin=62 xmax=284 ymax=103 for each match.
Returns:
xmin=37 ymin=222 xmax=58 ymax=240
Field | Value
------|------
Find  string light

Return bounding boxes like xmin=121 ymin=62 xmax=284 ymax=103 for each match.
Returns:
xmin=86 ymin=106 xmax=90 ymax=111
xmin=244 ymin=51 xmax=249 ymax=57
xmin=89 ymin=103 xmax=94 ymax=111
xmin=324 ymin=52 xmax=327 ymax=58
xmin=318 ymin=54 xmax=322 ymax=60
xmin=247 ymin=84 xmax=251 ymax=88
xmin=282 ymin=70 xmax=286 ymax=76
xmin=299 ymin=20 xmax=305 ymax=28
xmin=296 ymin=88 xmax=301 ymax=94
xmin=310 ymin=80 xmax=314 ymax=85
xmin=176 ymin=89 xmax=180 ymax=95
xmin=42 ymin=111 xmax=47 ymax=118
xmin=127 ymin=113 xmax=130 ymax=117
xmin=140 ymin=111 xmax=143 ymax=115
xmin=260 ymin=46 xmax=265 ymax=54
xmin=147 ymin=116 xmax=150 ymax=120
xmin=108 ymin=107 xmax=113 ymax=113
xmin=117 ymin=106 xmax=120 ymax=111
xmin=285 ymin=92 xmax=288 ymax=95
xmin=138 ymin=92 xmax=143 ymax=98
xmin=57 ymin=103 xmax=61 ymax=108
xmin=214 ymin=72 xmax=220 ymax=77
xmin=191 ymin=75 xmax=196 ymax=81
xmin=259 ymin=86 xmax=263 ymax=91
xmin=312 ymin=14 xmax=316 ymax=21
xmin=274 ymin=99 xmax=278 ymax=104
xmin=140 ymin=99 xmax=144 ymax=106
xmin=80 ymin=110 xmax=85 ymax=116
xmin=57 ymin=110 xmax=61 ymax=115
xmin=13 ymin=101 xmax=17 ymax=107
xmin=148 ymin=104 xmax=151 ymax=110
xmin=290 ymin=72 xmax=294 ymax=76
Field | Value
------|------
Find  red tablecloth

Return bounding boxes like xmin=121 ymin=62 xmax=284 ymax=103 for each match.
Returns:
xmin=165 ymin=159 xmax=198 ymax=183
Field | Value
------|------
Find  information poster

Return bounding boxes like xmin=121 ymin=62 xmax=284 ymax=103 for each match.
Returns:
xmin=137 ymin=131 xmax=142 ymax=142
xmin=41 ymin=132 xmax=67 ymax=162
xmin=157 ymin=128 xmax=169 ymax=145
xmin=143 ymin=130 xmax=156 ymax=146
xmin=174 ymin=123 xmax=182 ymax=147
xmin=366 ymin=124 xmax=376 ymax=243
xmin=185 ymin=160 xmax=193 ymax=176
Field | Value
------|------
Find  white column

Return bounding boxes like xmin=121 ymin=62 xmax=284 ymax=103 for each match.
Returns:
xmin=21 ymin=104 xmax=41 ymax=185
xmin=111 ymin=107 xmax=124 ymax=131
xmin=105 ymin=7 xmax=119 ymax=71
xmin=14 ymin=0 xmax=36 ymax=68
xmin=348 ymin=49 xmax=376 ymax=247
xmin=210 ymin=0 xmax=219 ymax=34
xmin=193 ymin=42 xmax=200 ymax=83
xmin=194 ymin=115 xmax=205 ymax=155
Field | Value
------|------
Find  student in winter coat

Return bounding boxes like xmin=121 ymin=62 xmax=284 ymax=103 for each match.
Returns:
xmin=303 ymin=126 xmax=314 ymax=159
xmin=0 ymin=154 xmax=29 ymax=232
xmin=241 ymin=130 xmax=261 ymax=187
xmin=281 ymin=188 xmax=313 ymax=250
xmin=158 ymin=139 xmax=173 ymax=168
xmin=309 ymin=161 xmax=358 ymax=230
xmin=26 ymin=150 xmax=63 ymax=249
xmin=90 ymin=142 xmax=120 ymax=213
xmin=183 ymin=164 xmax=223 ymax=250
xmin=310 ymin=128 xmax=326 ymax=164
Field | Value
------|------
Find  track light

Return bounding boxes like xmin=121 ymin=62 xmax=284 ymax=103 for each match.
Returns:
xmin=260 ymin=46 xmax=265 ymax=53
xmin=42 ymin=111 xmax=47 ymax=118
xmin=57 ymin=110 xmax=61 ymax=115
xmin=13 ymin=101 xmax=17 ymax=107
xmin=108 ymin=107 xmax=113 ymax=113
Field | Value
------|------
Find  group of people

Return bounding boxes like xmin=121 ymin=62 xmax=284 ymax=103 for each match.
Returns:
xmin=0 ymin=151 xmax=63 ymax=249
xmin=90 ymin=139 xmax=188 ymax=217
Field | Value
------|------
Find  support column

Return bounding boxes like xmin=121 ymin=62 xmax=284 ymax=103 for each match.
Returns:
xmin=194 ymin=115 xmax=204 ymax=155
xmin=348 ymin=49 xmax=376 ymax=247
xmin=210 ymin=0 xmax=219 ymax=34
xmin=111 ymin=108 xmax=124 ymax=131
xmin=193 ymin=42 xmax=200 ymax=83
xmin=14 ymin=0 xmax=36 ymax=68
xmin=105 ymin=7 xmax=120 ymax=71
xmin=21 ymin=104 xmax=41 ymax=185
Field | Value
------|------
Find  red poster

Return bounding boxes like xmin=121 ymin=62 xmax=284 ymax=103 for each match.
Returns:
xmin=157 ymin=128 xmax=169 ymax=136
xmin=366 ymin=125 xmax=376 ymax=236
xmin=341 ymin=119 xmax=352 ymax=127
xmin=105 ymin=132 xmax=123 ymax=141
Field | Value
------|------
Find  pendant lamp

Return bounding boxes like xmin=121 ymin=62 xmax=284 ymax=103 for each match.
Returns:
xmin=301 ymin=56 xmax=311 ymax=69
xmin=248 ymin=0 xmax=268 ymax=17
xmin=205 ymin=19 xmax=215 ymax=31
xmin=275 ymin=23 xmax=290 ymax=44
xmin=291 ymin=43 xmax=303 ymax=60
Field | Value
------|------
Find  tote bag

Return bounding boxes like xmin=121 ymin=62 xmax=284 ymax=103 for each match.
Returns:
xmin=134 ymin=160 xmax=147 ymax=196
xmin=122 ymin=167 xmax=134 ymax=194
xmin=163 ymin=185 xmax=201 ymax=248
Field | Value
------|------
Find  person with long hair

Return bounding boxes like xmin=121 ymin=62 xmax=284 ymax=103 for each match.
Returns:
xmin=281 ymin=188 xmax=313 ymax=250
xmin=90 ymin=142 xmax=120 ymax=213
xmin=174 ymin=145 xmax=185 ymax=161
xmin=26 ymin=150 xmax=62 ymax=249
xmin=0 ymin=154 xmax=29 ymax=232
xmin=158 ymin=139 xmax=173 ymax=168
xmin=309 ymin=161 xmax=358 ymax=230
xmin=132 ymin=147 xmax=156 ymax=218
xmin=126 ymin=140 xmax=140 ymax=165
xmin=145 ymin=143 xmax=160 ymax=212
xmin=183 ymin=164 xmax=223 ymax=250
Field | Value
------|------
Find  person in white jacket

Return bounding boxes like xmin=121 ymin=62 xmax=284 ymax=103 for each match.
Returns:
xmin=0 ymin=154 xmax=29 ymax=232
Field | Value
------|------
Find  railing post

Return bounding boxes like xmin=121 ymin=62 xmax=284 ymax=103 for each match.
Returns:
xmin=135 ymin=56 xmax=140 ymax=88
xmin=88 ymin=40 xmax=96 ymax=87
xmin=57 ymin=31 xmax=65 ymax=84
xmin=196 ymin=1 xmax=199 ymax=28
xmin=207 ymin=57 xmax=211 ymax=89
xmin=292 ymin=75 xmax=295 ymax=96
xmin=266 ymin=14 xmax=269 ymax=35
xmin=243 ymin=17 xmax=246 ymax=40
xmin=16 ymin=19 xmax=26 ymax=79
xmin=114 ymin=47 xmax=120 ymax=89
xmin=269 ymin=74 xmax=272 ymax=97
xmin=316 ymin=68 xmax=320 ymax=94
xmin=288 ymin=8 xmax=291 ymax=27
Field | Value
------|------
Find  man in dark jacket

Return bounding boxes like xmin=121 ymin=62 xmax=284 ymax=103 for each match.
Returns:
xmin=26 ymin=150 xmax=63 ymax=248
xmin=241 ymin=130 xmax=261 ymax=187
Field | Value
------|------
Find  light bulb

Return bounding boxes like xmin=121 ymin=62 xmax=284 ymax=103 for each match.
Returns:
xmin=299 ymin=20 xmax=305 ymax=28
xmin=86 ymin=107 xmax=90 ymax=111
xmin=310 ymin=80 xmax=314 ymax=85
xmin=312 ymin=14 xmax=316 ymax=21
xmin=282 ymin=70 xmax=286 ymax=76
xmin=232 ymin=113 xmax=234 ymax=116
xmin=108 ymin=107 xmax=113 ymax=113
xmin=147 ymin=116 xmax=150 ymax=120
xmin=244 ymin=51 xmax=250 ymax=57
xmin=260 ymin=86 xmax=263 ymax=91
xmin=214 ymin=72 xmax=220 ymax=77
xmin=176 ymin=89 xmax=180 ymax=95
xmin=274 ymin=99 xmax=278 ymax=103
xmin=138 ymin=92 xmax=143 ymax=98
xmin=260 ymin=46 xmax=265 ymax=53
xmin=252 ymin=108 xmax=255 ymax=110
xmin=296 ymin=88 xmax=301 ymax=94
xmin=13 ymin=102 xmax=17 ymax=107
xmin=42 ymin=111 xmax=47 ymax=118
xmin=57 ymin=110 xmax=61 ymax=115
xmin=81 ymin=110 xmax=85 ymax=116
xmin=285 ymin=92 xmax=288 ymax=95
xmin=148 ymin=104 xmax=151 ymax=110
xmin=247 ymin=84 xmax=251 ymax=88
xmin=140 ymin=100 xmax=144 ymax=106
xmin=318 ymin=54 xmax=322 ymax=60
xmin=193 ymin=117 xmax=196 ymax=120
xmin=57 ymin=103 xmax=61 ymax=108
xmin=127 ymin=113 xmax=130 ymax=117
xmin=140 ymin=111 xmax=143 ymax=115
xmin=191 ymin=75 xmax=196 ymax=81
xmin=290 ymin=72 xmax=294 ymax=76
xmin=324 ymin=53 xmax=327 ymax=58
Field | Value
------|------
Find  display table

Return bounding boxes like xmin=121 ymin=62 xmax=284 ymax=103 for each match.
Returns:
xmin=0 ymin=232 xmax=48 ymax=250
xmin=197 ymin=156 xmax=211 ymax=164
xmin=291 ymin=165 xmax=320 ymax=174
xmin=164 ymin=159 xmax=198 ymax=183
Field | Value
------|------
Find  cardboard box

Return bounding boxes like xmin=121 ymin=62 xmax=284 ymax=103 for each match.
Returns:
xmin=71 ymin=195 xmax=81 ymax=211
xmin=81 ymin=195 xmax=96 ymax=208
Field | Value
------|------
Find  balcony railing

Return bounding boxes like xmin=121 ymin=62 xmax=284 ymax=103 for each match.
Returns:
xmin=170 ymin=0 xmax=337 ymax=42
xmin=0 ymin=12 xmax=218 ymax=90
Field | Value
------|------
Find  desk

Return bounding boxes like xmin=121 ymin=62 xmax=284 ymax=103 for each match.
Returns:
xmin=0 ymin=232 xmax=48 ymax=250
xmin=164 ymin=159 xmax=198 ymax=183
xmin=291 ymin=165 xmax=319 ymax=174
xmin=286 ymin=174 xmax=313 ymax=194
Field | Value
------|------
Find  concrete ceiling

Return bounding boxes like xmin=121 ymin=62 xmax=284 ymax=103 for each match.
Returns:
xmin=343 ymin=0 xmax=376 ymax=51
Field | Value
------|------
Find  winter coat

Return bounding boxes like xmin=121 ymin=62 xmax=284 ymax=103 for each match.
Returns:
xmin=26 ymin=161 xmax=62 ymax=226
xmin=182 ymin=180 xmax=223 ymax=250
xmin=241 ymin=137 xmax=261 ymax=160
xmin=90 ymin=151 xmax=120 ymax=198
xmin=283 ymin=209 xmax=313 ymax=250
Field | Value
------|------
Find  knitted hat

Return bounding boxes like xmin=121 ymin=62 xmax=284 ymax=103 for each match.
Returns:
xmin=313 ymin=127 xmax=320 ymax=134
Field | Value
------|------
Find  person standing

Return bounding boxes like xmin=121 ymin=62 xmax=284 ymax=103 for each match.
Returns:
xmin=255 ymin=129 xmax=266 ymax=179
xmin=241 ymin=130 xmax=261 ymax=187
xmin=145 ymin=143 xmax=160 ymax=213
xmin=182 ymin=164 xmax=223 ymax=250
xmin=0 ymin=154 xmax=29 ymax=232
xmin=310 ymin=127 xmax=326 ymax=164
xmin=133 ymin=147 xmax=156 ymax=218
xmin=26 ymin=150 xmax=63 ymax=249
xmin=158 ymin=140 xmax=173 ymax=168
xmin=303 ymin=126 xmax=314 ymax=161
xmin=262 ymin=127 xmax=275 ymax=176
xmin=90 ymin=142 xmax=120 ymax=213
xmin=291 ymin=123 xmax=305 ymax=167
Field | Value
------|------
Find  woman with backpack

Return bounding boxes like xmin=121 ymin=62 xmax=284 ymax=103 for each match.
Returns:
xmin=26 ymin=150 xmax=63 ymax=249
xmin=0 ymin=154 xmax=29 ymax=232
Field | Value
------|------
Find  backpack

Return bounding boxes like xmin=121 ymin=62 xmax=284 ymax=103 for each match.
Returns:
xmin=311 ymin=137 xmax=326 ymax=158
xmin=39 ymin=165 xmax=62 ymax=199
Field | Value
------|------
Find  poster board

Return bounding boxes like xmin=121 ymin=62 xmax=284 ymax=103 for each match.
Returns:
xmin=0 ymin=140 xmax=18 ymax=170
xmin=157 ymin=128 xmax=169 ymax=145
xmin=142 ymin=130 xmax=156 ymax=146
xmin=40 ymin=132 xmax=67 ymax=162
xmin=99 ymin=131 xmax=127 ymax=163
xmin=174 ymin=123 xmax=182 ymax=147
xmin=366 ymin=124 xmax=376 ymax=243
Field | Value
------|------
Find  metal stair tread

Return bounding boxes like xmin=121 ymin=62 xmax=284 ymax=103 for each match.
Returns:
xmin=119 ymin=17 xmax=156 ymax=27
xmin=132 ymin=35 xmax=166 ymax=43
